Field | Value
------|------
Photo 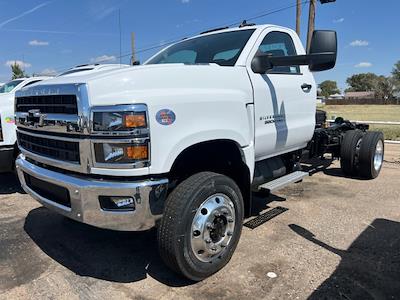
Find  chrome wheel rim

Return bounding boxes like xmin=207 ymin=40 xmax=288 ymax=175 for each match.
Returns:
xmin=374 ymin=140 xmax=384 ymax=171
xmin=190 ymin=194 xmax=235 ymax=263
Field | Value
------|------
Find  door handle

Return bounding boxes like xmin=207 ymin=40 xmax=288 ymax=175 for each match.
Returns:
xmin=301 ymin=83 xmax=312 ymax=91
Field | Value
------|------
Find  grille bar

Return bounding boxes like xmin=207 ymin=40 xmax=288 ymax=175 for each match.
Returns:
xmin=24 ymin=173 xmax=71 ymax=208
xmin=16 ymin=95 xmax=78 ymax=114
xmin=18 ymin=132 xmax=80 ymax=163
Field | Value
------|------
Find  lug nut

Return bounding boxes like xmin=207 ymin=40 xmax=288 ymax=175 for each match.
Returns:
xmin=227 ymin=231 xmax=233 ymax=237
xmin=221 ymin=243 xmax=227 ymax=248
xmin=214 ymin=212 xmax=221 ymax=217
xmin=206 ymin=223 xmax=214 ymax=229
xmin=228 ymin=217 xmax=234 ymax=223
xmin=205 ymin=238 xmax=212 ymax=244
xmin=211 ymin=247 xmax=217 ymax=251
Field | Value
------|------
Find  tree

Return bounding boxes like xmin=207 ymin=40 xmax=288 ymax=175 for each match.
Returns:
xmin=318 ymin=80 xmax=340 ymax=98
xmin=345 ymin=73 xmax=380 ymax=92
xmin=376 ymin=76 xmax=395 ymax=102
xmin=392 ymin=60 xmax=400 ymax=82
xmin=392 ymin=61 xmax=400 ymax=92
xmin=10 ymin=62 xmax=27 ymax=79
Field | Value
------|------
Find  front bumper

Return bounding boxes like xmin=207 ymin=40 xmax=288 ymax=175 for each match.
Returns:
xmin=16 ymin=155 xmax=168 ymax=231
xmin=0 ymin=146 xmax=15 ymax=172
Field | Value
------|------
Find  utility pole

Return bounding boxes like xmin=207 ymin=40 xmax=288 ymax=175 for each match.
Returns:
xmin=306 ymin=0 xmax=336 ymax=51
xmin=130 ymin=32 xmax=136 ymax=65
xmin=306 ymin=0 xmax=316 ymax=52
xmin=296 ymin=0 xmax=301 ymax=36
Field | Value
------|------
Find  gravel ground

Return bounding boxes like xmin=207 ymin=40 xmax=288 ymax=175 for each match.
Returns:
xmin=0 ymin=144 xmax=399 ymax=300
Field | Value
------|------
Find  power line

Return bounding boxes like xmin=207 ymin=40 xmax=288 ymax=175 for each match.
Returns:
xmin=53 ymin=1 xmax=309 ymax=72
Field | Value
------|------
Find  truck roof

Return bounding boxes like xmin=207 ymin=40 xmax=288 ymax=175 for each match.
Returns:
xmin=197 ymin=24 xmax=293 ymax=37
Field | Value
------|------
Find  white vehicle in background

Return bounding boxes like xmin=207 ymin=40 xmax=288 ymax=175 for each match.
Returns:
xmin=0 ymin=77 xmax=50 ymax=172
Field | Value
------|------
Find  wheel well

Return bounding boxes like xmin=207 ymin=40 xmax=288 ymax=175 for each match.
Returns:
xmin=169 ymin=140 xmax=252 ymax=216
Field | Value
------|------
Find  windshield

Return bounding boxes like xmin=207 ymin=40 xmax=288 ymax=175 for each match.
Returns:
xmin=0 ymin=79 xmax=23 ymax=94
xmin=146 ymin=29 xmax=255 ymax=66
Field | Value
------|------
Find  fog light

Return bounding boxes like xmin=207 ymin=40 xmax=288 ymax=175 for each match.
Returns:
xmin=99 ymin=196 xmax=135 ymax=211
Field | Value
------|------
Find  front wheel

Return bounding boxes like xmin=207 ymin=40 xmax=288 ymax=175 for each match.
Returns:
xmin=157 ymin=172 xmax=244 ymax=281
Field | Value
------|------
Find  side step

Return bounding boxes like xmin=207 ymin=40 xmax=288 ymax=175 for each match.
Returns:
xmin=258 ymin=171 xmax=309 ymax=192
xmin=244 ymin=206 xmax=289 ymax=229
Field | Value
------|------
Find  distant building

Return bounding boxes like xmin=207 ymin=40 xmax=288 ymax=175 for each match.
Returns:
xmin=345 ymin=91 xmax=375 ymax=100
xmin=329 ymin=93 xmax=344 ymax=100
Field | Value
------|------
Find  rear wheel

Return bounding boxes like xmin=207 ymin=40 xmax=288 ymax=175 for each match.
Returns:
xmin=157 ymin=172 xmax=244 ymax=281
xmin=340 ymin=130 xmax=364 ymax=176
xmin=358 ymin=131 xmax=384 ymax=179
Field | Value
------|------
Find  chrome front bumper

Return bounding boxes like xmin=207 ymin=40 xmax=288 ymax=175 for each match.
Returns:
xmin=16 ymin=155 xmax=168 ymax=231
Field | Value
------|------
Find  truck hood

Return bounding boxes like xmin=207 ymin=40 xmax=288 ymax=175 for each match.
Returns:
xmin=29 ymin=64 xmax=253 ymax=107
xmin=35 ymin=64 xmax=220 ymax=85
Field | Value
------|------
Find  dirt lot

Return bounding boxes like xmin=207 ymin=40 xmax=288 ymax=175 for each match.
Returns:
xmin=1 ymin=144 xmax=399 ymax=300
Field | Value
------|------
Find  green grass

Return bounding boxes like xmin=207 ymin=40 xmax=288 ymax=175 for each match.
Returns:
xmin=318 ymin=105 xmax=400 ymax=141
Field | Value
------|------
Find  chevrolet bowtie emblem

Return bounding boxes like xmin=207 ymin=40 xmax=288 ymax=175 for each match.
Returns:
xmin=27 ymin=109 xmax=47 ymax=127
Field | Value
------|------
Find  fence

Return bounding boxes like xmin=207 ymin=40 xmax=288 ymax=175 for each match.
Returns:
xmin=325 ymin=99 xmax=400 ymax=105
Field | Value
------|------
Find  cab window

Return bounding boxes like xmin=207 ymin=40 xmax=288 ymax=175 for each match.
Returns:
xmin=258 ymin=31 xmax=300 ymax=74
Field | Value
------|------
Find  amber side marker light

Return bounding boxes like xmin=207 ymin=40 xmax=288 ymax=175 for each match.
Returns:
xmin=125 ymin=145 xmax=148 ymax=160
xmin=124 ymin=113 xmax=146 ymax=128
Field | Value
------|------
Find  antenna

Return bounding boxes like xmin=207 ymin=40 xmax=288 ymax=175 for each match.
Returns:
xmin=118 ymin=9 xmax=122 ymax=64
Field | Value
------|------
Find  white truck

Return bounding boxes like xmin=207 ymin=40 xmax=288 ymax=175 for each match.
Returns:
xmin=15 ymin=24 xmax=384 ymax=281
xmin=0 ymin=77 xmax=50 ymax=172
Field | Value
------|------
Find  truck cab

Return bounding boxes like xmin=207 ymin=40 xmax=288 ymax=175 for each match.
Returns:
xmin=15 ymin=24 xmax=380 ymax=281
xmin=0 ymin=77 xmax=50 ymax=172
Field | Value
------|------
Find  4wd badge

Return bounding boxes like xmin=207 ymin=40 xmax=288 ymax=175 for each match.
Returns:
xmin=156 ymin=109 xmax=176 ymax=125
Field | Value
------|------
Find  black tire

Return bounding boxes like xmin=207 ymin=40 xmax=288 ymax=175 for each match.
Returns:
xmin=358 ymin=131 xmax=384 ymax=179
xmin=340 ymin=130 xmax=364 ymax=175
xmin=157 ymin=172 xmax=244 ymax=281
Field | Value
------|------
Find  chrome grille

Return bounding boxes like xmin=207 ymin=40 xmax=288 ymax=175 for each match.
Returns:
xmin=16 ymin=95 xmax=78 ymax=114
xmin=15 ymin=83 xmax=149 ymax=174
xmin=18 ymin=132 xmax=80 ymax=163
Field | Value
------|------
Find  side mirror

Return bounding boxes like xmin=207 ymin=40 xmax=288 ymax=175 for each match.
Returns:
xmin=251 ymin=30 xmax=337 ymax=74
xmin=308 ymin=30 xmax=337 ymax=71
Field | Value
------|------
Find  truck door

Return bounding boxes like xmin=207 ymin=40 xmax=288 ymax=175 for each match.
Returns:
xmin=247 ymin=28 xmax=316 ymax=161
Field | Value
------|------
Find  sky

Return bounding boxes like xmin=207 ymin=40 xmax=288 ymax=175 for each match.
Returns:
xmin=0 ymin=0 xmax=399 ymax=91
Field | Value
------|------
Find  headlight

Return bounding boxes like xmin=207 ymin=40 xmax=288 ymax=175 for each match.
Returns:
xmin=91 ymin=105 xmax=150 ymax=168
xmin=94 ymin=142 xmax=149 ymax=164
xmin=92 ymin=111 xmax=147 ymax=132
